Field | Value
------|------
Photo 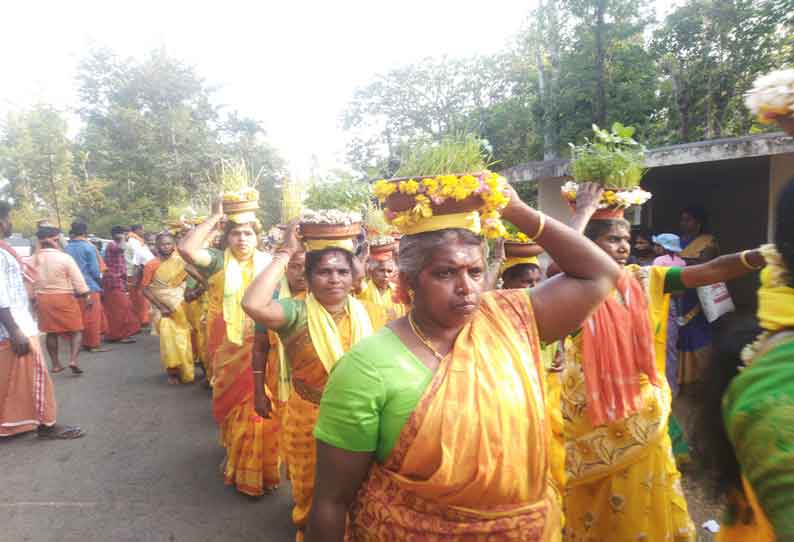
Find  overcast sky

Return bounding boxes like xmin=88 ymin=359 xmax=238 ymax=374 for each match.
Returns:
xmin=1 ymin=0 xmax=677 ymax=177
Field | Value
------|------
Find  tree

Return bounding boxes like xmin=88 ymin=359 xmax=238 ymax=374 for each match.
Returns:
xmin=73 ymin=47 xmax=286 ymax=233
xmin=651 ymin=0 xmax=787 ymax=142
xmin=342 ymin=55 xmax=515 ymax=177
xmin=0 ymin=105 xmax=76 ymax=231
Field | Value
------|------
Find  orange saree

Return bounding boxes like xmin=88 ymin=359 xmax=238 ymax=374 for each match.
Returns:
xmin=347 ymin=290 xmax=560 ymax=542
xmin=205 ymin=259 xmax=281 ymax=496
xmin=282 ymin=312 xmax=353 ymax=536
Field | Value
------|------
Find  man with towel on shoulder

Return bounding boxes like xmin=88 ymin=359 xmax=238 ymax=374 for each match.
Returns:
xmin=29 ymin=226 xmax=92 ymax=375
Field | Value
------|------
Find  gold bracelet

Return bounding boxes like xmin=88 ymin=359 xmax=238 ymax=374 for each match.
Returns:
xmin=739 ymin=250 xmax=763 ymax=271
xmin=252 ymin=370 xmax=265 ymax=375
xmin=528 ymin=212 xmax=546 ymax=241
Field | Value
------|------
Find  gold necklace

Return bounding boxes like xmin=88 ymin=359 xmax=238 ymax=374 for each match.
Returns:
xmin=408 ymin=312 xmax=446 ymax=362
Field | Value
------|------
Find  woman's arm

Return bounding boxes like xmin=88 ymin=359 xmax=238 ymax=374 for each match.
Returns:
xmin=241 ymin=222 xmax=301 ymax=329
xmin=680 ymin=250 xmax=764 ymax=288
xmin=501 ymin=184 xmax=621 ymax=343
xmin=143 ymin=287 xmax=172 ymax=317
xmin=251 ymin=331 xmax=273 ymax=419
xmin=178 ymin=197 xmax=223 ymax=268
xmin=184 ymin=262 xmax=209 ymax=290
xmin=305 ymin=443 xmax=374 ymax=542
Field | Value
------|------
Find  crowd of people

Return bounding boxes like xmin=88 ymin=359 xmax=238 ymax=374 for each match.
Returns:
xmin=1 ymin=170 xmax=793 ymax=541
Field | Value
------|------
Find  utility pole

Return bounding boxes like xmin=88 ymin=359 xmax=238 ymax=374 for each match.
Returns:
xmin=47 ymin=152 xmax=62 ymax=229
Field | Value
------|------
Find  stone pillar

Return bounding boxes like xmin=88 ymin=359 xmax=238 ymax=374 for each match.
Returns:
xmin=769 ymin=152 xmax=794 ymax=240
xmin=537 ymin=177 xmax=571 ymax=222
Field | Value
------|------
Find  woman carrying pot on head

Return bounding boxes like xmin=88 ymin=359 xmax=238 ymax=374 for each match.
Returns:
xmin=560 ymin=184 xmax=765 ymax=542
xmin=178 ymin=196 xmax=281 ymax=497
xmin=357 ymin=238 xmax=406 ymax=324
xmin=299 ymin=179 xmax=623 ymax=542
xmin=241 ymin=221 xmax=383 ymax=542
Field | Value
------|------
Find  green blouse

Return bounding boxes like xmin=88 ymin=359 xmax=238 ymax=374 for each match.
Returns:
xmin=314 ymin=327 xmax=433 ymax=463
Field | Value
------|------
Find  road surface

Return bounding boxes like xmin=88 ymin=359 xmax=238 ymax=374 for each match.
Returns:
xmin=0 ymin=333 xmax=294 ymax=542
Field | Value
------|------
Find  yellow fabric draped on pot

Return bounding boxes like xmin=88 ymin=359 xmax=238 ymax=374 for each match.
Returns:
xmin=348 ymin=290 xmax=561 ymax=541
xmin=502 ymin=256 xmax=540 ymax=274
xmin=399 ymin=210 xmax=481 ymax=236
xmin=151 ymin=255 xmax=194 ymax=383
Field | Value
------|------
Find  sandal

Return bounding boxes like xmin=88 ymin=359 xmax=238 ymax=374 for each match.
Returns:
xmin=86 ymin=346 xmax=111 ymax=353
xmin=38 ymin=425 xmax=85 ymax=440
xmin=51 ymin=366 xmax=66 ymax=374
xmin=118 ymin=338 xmax=136 ymax=344
xmin=69 ymin=365 xmax=84 ymax=375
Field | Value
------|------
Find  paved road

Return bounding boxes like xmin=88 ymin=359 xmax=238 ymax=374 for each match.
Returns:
xmin=1 ymin=334 xmax=294 ymax=542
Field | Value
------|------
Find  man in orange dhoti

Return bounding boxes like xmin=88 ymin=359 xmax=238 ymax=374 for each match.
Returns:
xmin=66 ymin=222 xmax=109 ymax=353
xmin=30 ymin=226 xmax=92 ymax=375
xmin=0 ymin=203 xmax=82 ymax=440
xmin=103 ymin=226 xmax=140 ymax=343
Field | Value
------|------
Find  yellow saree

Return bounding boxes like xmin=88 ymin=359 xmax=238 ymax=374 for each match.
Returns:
xmin=150 ymin=254 xmax=194 ymax=383
xmin=561 ymin=266 xmax=694 ymax=542
xmin=348 ymin=290 xmax=560 ymax=542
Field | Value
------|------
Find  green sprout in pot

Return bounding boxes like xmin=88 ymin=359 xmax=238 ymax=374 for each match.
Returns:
xmin=569 ymin=123 xmax=646 ymax=189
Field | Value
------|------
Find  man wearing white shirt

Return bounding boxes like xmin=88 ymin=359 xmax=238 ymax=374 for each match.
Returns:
xmin=0 ymin=202 xmax=83 ymax=439
xmin=127 ymin=224 xmax=155 ymax=328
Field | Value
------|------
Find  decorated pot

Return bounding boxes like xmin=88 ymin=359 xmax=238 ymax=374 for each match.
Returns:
xmin=300 ymin=222 xmax=362 ymax=240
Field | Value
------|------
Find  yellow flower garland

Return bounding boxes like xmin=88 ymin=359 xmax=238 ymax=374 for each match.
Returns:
xmin=373 ymin=171 xmax=509 ymax=239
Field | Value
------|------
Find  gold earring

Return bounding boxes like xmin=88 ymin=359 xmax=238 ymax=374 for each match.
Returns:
xmin=408 ymin=289 xmax=415 ymax=303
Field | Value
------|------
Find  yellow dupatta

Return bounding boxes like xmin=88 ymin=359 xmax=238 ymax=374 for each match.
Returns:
xmin=358 ymin=279 xmax=406 ymax=322
xmin=305 ymin=293 xmax=373 ymax=373
xmin=223 ymin=248 xmax=270 ymax=346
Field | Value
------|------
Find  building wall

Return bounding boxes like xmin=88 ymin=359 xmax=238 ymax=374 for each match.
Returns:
xmin=769 ymin=153 xmax=794 ymax=239
xmin=642 ymin=156 xmax=770 ymax=311
xmin=537 ymin=177 xmax=571 ymax=220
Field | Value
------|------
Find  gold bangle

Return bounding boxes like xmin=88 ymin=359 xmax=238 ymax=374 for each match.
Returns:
xmin=528 ymin=212 xmax=546 ymax=241
xmin=252 ymin=370 xmax=265 ymax=375
xmin=739 ymin=250 xmax=763 ymax=271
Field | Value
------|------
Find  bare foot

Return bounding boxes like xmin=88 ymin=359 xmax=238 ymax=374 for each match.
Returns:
xmin=51 ymin=365 xmax=66 ymax=374
xmin=167 ymin=375 xmax=180 ymax=385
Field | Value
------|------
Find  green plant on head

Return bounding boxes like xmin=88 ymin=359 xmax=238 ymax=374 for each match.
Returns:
xmin=395 ymin=134 xmax=495 ymax=177
xmin=569 ymin=123 xmax=646 ymax=189
xmin=304 ymin=177 xmax=372 ymax=213
xmin=364 ymin=201 xmax=391 ymax=236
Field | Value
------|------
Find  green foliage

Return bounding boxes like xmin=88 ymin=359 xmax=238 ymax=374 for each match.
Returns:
xmin=569 ymin=123 xmax=645 ymax=188
xmin=304 ymin=177 xmax=372 ymax=213
xmin=0 ymin=104 xmax=76 ymax=230
xmin=341 ymin=0 xmax=790 ymax=176
xmin=395 ymin=135 xmax=492 ymax=177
